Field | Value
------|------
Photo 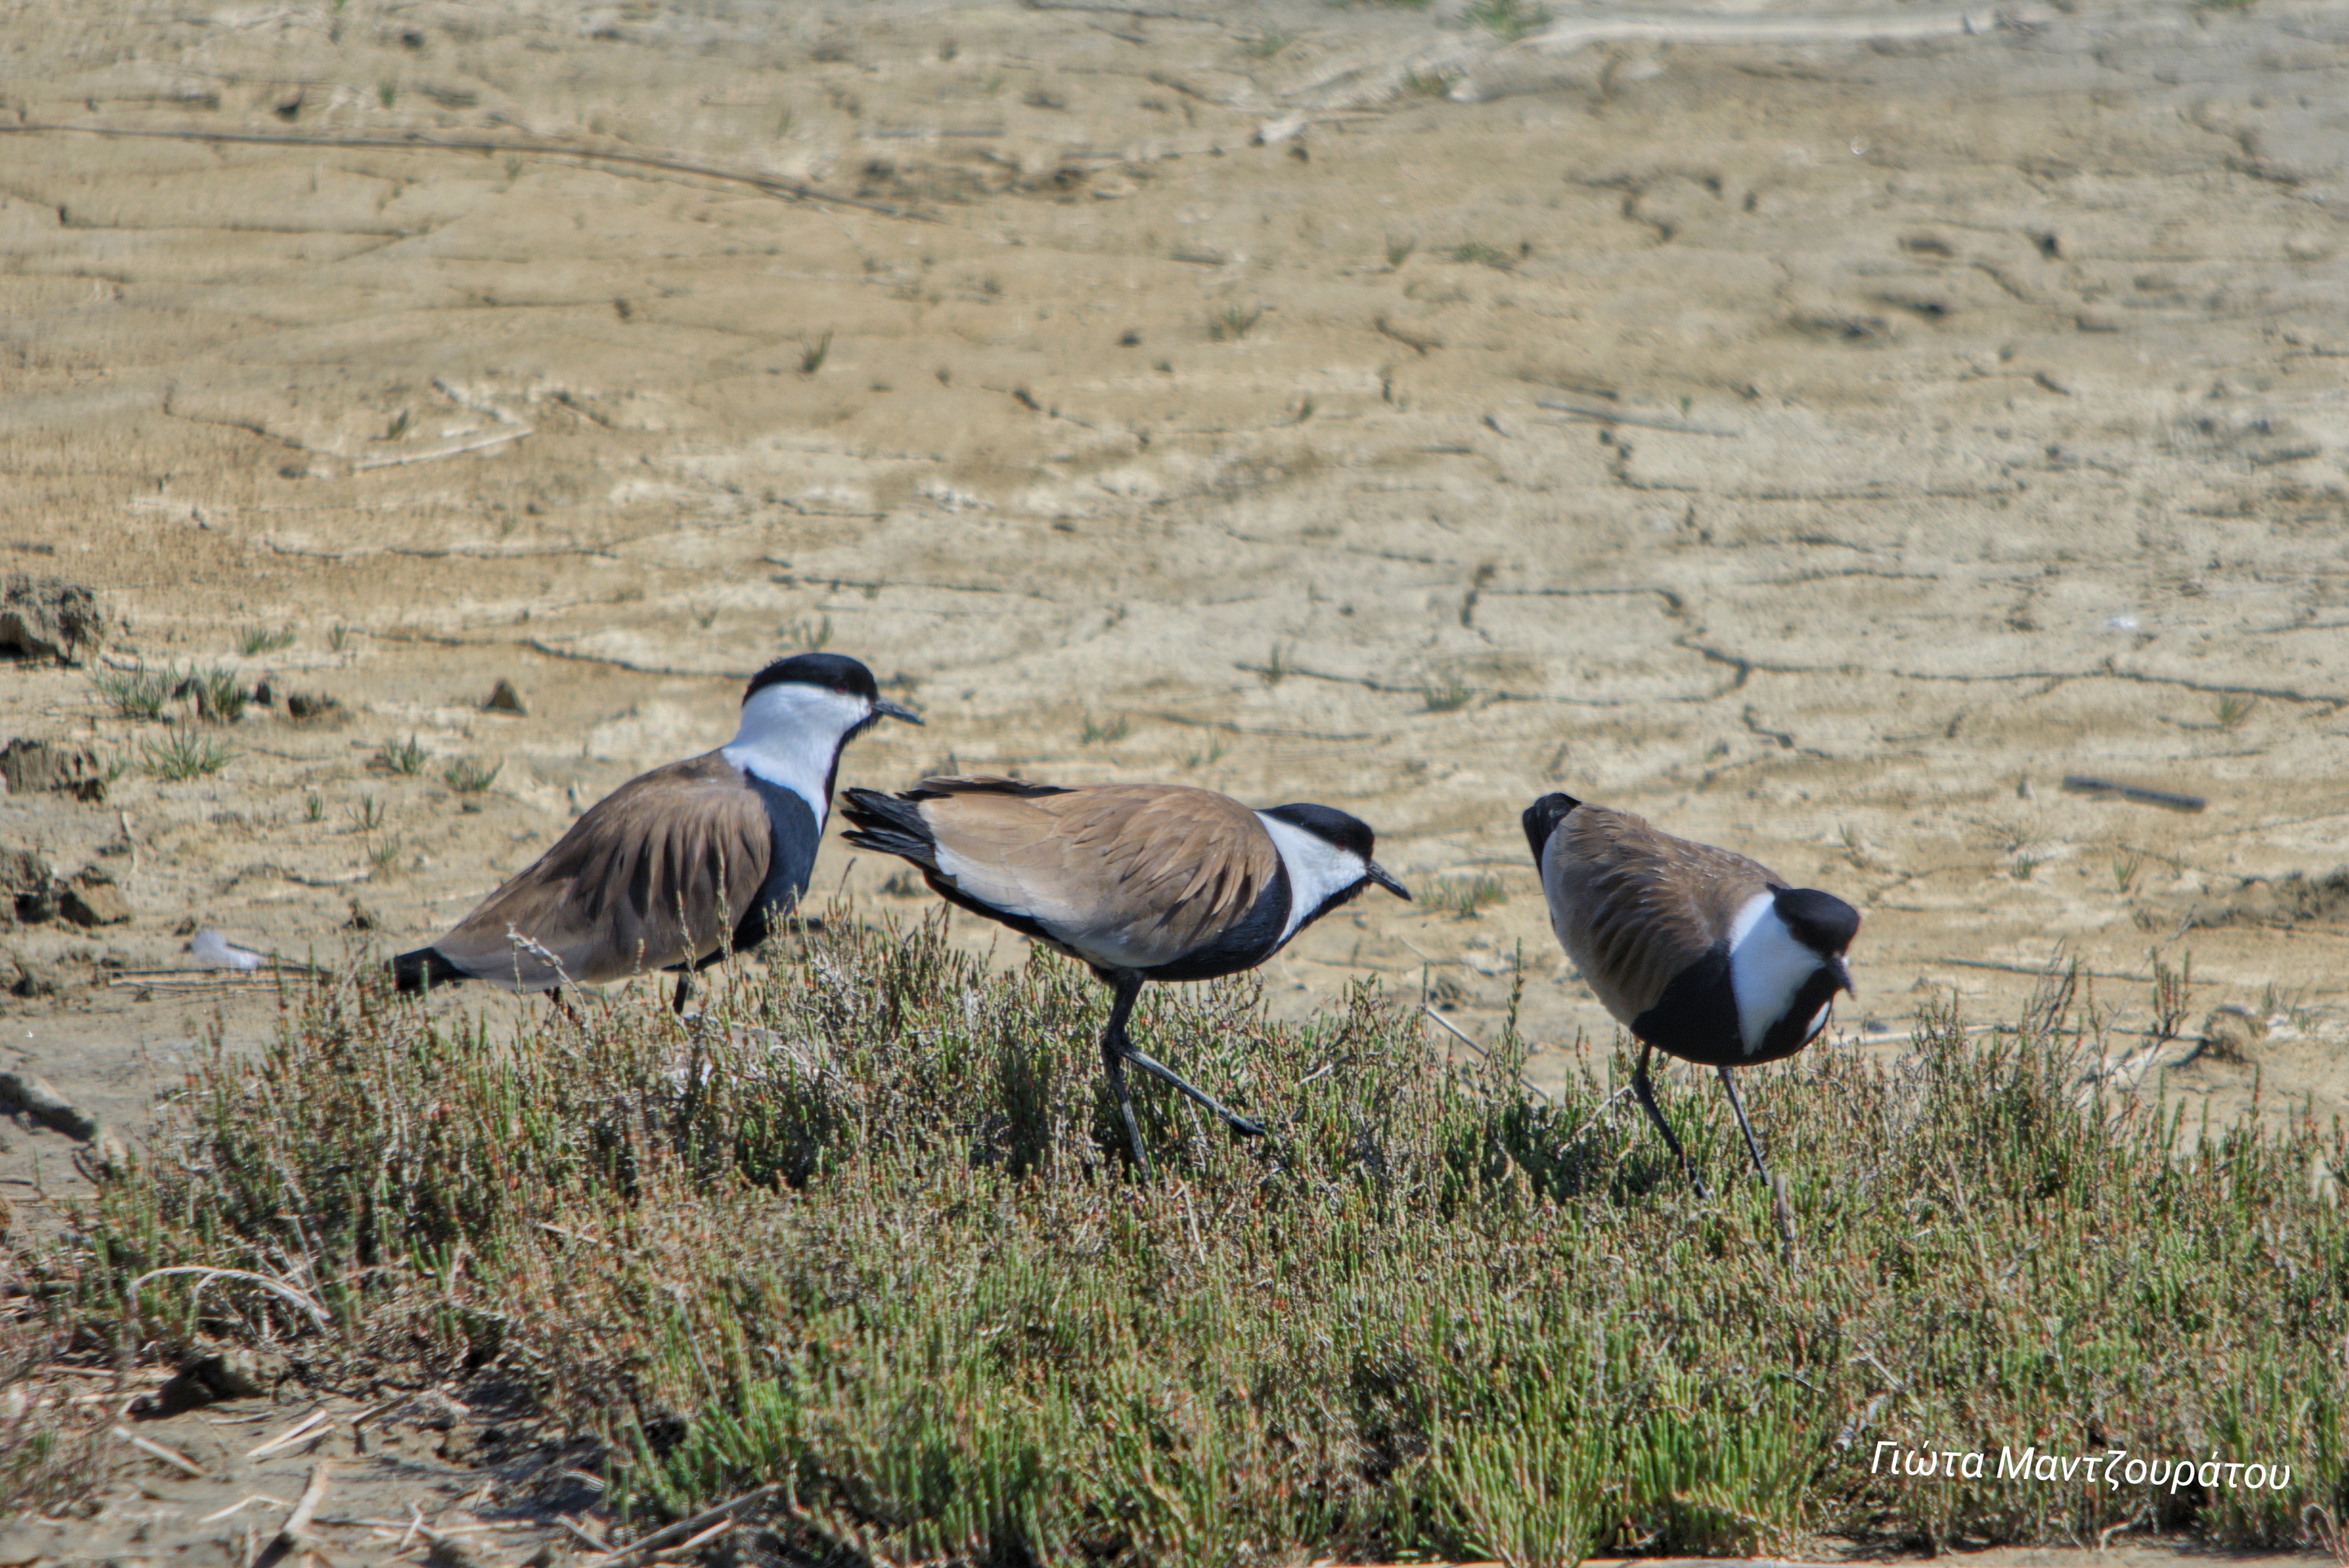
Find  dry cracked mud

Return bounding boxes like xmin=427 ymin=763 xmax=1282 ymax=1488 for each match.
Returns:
xmin=4 ymin=0 xmax=2349 ymax=1555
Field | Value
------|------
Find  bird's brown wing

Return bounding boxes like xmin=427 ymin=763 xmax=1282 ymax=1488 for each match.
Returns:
xmin=1544 ymin=805 xmax=1779 ymax=1024
xmin=910 ymin=778 xmax=1278 ymax=969
xmin=430 ymin=752 xmax=771 ymax=989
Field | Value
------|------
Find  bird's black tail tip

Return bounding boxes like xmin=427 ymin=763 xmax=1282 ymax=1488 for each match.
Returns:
xmin=1520 ymin=792 xmax=1583 ymax=863
xmin=839 ymin=787 xmax=940 ymax=869
xmin=391 ymin=946 xmax=469 ymax=993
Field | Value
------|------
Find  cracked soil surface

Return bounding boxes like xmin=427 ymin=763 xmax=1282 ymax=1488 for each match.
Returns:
xmin=4 ymin=0 xmax=2349 ymax=1555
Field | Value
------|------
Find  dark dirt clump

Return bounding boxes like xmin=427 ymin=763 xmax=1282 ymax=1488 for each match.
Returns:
xmin=0 ymin=576 xmax=107 ymax=664
xmin=0 ymin=737 xmax=109 ymax=802
xmin=2178 ymin=867 xmax=2349 ymax=930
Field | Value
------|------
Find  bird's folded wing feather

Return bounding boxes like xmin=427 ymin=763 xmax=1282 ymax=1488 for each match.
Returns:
xmin=1549 ymin=806 xmax=1779 ymax=1021
xmin=432 ymin=753 xmax=771 ymax=988
xmin=913 ymin=780 xmax=1277 ymax=968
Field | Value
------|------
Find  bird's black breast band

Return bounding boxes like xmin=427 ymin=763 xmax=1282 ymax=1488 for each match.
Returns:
xmin=1139 ymin=863 xmax=1293 ymax=983
xmin=721 ymin=777 xmax=822 ymax=959
xmin=1631 ymin=945 xmax=1743 ymax=1067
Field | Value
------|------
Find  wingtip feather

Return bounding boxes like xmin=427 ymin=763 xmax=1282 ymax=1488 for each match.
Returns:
xmin=390 ymin=946 xmax=469 ymax=993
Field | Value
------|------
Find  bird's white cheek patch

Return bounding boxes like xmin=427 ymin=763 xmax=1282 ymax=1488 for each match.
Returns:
xmin=721 ymin=685 xmax=871 ymax=824
xmin=1726 ymin=894 xmax=1822 ymax=1054
xmin=1254 ymin=812 xmax=1366 ymax=945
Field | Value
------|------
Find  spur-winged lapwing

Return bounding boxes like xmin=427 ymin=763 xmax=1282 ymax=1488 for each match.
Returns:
xmin=1522 ymin=791 xmax=1858 ymax=1196
xmin=392 ymin=653 xmax=918 ymax=1009
xmin=839 ymin=776 xmax=1411 ymax=1174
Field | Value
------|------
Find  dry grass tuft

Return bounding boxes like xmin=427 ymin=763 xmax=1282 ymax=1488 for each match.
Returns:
xmin=1422 ymin=871 xmax=1507 ymax=918
xmin=28 ymin=913 xmax=2349 ymax=1562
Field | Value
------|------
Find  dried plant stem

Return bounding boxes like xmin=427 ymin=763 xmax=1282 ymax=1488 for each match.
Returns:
xmin=592 ymin=1484 xmax=781 ymax=1568
xmin=125 ymin=1266 xmax=331 ymax=1331
xmin=113 ymin=1427 xmax=205 ymax=1478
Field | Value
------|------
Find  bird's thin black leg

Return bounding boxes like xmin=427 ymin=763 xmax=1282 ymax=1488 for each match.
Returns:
xmin=1631 ymin=1040 xmax=1710 ymax=1198
xmin=672 ymin=971 xmax=695 ymax=1015
xmin=1716 ymin=1065 xmax=1772 ymax=1185
xmin=1120 ymin=1047 xmax=1266 ymax=1139
xmin=1100 ymin=974 xmax=1151 ymax=1178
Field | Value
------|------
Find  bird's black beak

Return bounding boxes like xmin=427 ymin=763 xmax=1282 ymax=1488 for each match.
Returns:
xmin=1830 ymin=957 xmax=1854 ymax=996
xmin=1367 ymin=862 xmax=1411 ymax=901
xmin=874 ymin=698 xmax=923 ymax=726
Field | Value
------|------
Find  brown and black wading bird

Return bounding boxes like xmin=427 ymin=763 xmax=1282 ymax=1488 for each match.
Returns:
xmin=1523 ymin=791 xmax=1859 ymax=1196
xmin=392 ymin=653 xmax=918 ymax=1011
xmin=840 ymin=777 xmax=1411 ymax=1175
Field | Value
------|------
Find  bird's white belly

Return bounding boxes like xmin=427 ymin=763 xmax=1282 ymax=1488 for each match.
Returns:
xmin=932 ymin=844 xmax=1162 ymax=968
xmin=1031 ymin=908 xmax=1172 ymax=970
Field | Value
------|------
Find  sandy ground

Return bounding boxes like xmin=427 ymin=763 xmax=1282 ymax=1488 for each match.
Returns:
xmin=4 ymin=0 xmax=2349 ymax=1552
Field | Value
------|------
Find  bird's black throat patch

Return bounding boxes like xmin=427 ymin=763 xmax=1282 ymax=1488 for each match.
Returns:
xmin=1753 ymin=965 xmax=1842 ymax=1063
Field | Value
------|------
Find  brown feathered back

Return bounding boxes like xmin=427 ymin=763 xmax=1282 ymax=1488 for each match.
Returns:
xmin=908 ymin=777 xmax=1280 ymax=970
xmin=430 ymin=751 xmax=771 ymax=989
xmin=1540 ymin=803 xmax=1778 ymax=1024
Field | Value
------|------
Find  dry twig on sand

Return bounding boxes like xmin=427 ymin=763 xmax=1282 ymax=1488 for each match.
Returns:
xmin=252 ymin=1461 xmax=332 ymax=1568
xmin=1421 ymin=1004 xmax=1553 ymax=1103
xmin=588 ymin=1483 xmax=783 ymax=1568
xmin=352 ymin=427 xmax=532 ymax=472
xmin=1521 ymin=4 xmax=2033 ymax=55
xmin=112 ymin=1426 xmax=205 ymax=1478
xmin=246 ymin=1407 xmax=333 ymax=1458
